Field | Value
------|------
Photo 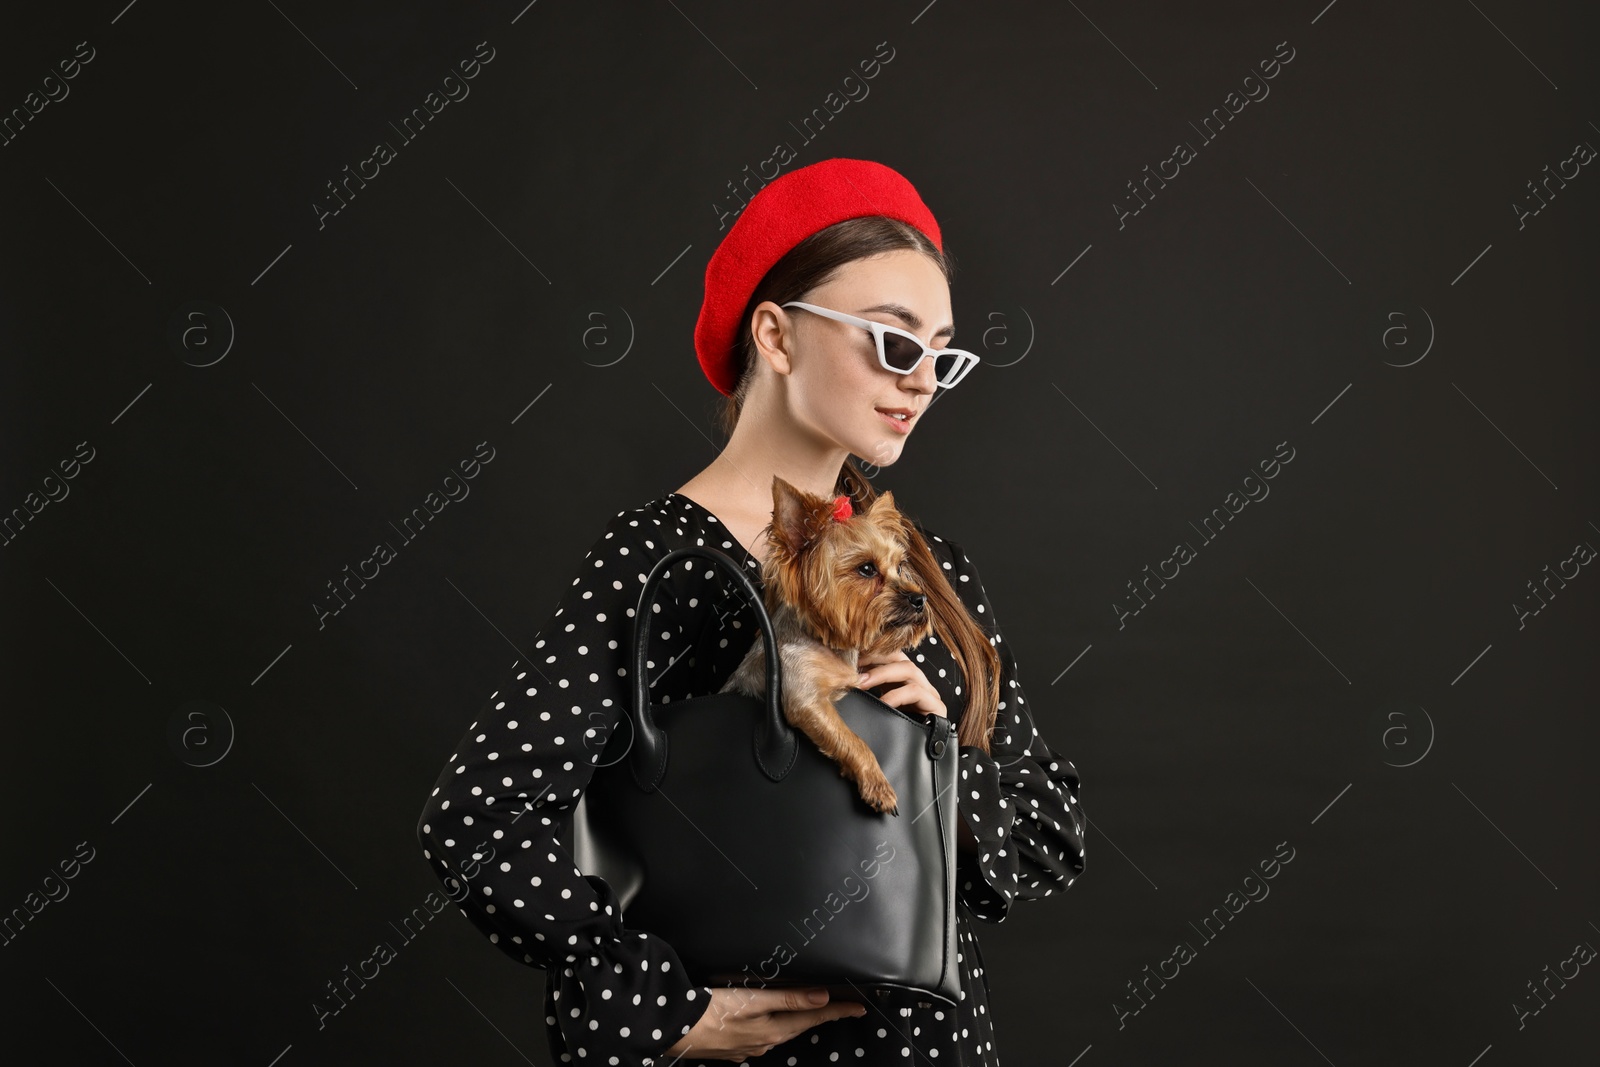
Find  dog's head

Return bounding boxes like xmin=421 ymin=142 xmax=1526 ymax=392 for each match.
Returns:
xmin=762 ymin=474 xmax=936 ymax=657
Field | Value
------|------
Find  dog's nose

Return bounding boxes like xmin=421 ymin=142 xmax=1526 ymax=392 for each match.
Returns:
xmin=905 ymin=592 xmax=926 ymax=611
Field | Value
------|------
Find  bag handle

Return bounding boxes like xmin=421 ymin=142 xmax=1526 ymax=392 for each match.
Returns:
xmin=627 ymin=545 xmax=799 ymax=792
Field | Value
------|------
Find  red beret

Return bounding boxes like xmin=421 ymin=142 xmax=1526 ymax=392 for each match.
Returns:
xmin=694 ymin=158 xmax=944 ymax=396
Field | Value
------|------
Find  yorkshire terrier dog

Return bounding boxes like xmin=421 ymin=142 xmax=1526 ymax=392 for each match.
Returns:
xmin=718 ymin=476 xmax=936 ymax=816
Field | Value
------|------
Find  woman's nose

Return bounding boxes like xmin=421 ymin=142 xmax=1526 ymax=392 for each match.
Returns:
xmin=903 ymin=351 xmax=938 ymax=392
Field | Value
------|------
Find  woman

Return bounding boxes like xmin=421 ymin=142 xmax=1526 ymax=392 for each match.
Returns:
xmin=415 ymin=158 xmax=1087 ymax=1064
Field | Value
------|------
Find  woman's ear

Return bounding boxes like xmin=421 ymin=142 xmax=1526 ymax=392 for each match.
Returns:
xmin=748 ymin=301 xmax=797 ymax=379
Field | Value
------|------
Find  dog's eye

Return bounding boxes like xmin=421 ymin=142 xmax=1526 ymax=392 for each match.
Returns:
xmin=857 ymin=562 xmax=878 ymax=579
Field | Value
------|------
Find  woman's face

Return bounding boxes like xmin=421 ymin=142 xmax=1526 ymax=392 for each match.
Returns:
xmin=758 ymin=248 xmax=953 ymax=468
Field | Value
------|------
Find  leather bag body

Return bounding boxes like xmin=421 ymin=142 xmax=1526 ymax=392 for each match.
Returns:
xmin=564 ymin=544 xmax=961 ymax=1011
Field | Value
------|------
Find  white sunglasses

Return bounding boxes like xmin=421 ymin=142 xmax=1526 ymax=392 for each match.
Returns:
xmin=781 ymin=301 xmax=980 ymax=388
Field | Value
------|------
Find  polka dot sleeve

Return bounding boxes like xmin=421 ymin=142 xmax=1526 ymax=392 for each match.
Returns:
xmin=942 ymin=538 xmax=1087 ymax=924
xmin=415 ymin=510 xmax=713 ymax=1064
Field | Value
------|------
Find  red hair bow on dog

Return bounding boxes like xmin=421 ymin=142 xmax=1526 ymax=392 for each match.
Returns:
xmin=830 ymin=494 xmax=853 ymax=522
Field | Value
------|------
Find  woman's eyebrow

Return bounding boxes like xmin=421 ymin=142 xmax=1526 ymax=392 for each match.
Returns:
xmin=857 ymin=302 xmax=956 ymax=341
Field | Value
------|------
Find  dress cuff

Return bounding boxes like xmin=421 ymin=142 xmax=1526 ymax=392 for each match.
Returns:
xmin=550 ymin=917 xmax=714 ymax=1064
xmin=955 ymin=743 xmax=1021 ymax=923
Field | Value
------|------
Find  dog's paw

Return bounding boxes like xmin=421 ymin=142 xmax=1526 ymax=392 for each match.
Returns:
xmin=859 ymin=774 xmax=899 ymax=817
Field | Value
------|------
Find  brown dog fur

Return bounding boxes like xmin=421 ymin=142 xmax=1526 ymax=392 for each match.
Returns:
xmin=718 ymin=476 xmax=936 ymax=815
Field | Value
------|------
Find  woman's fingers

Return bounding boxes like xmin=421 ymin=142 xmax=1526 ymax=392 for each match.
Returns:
xmin=875 ymin=683 xmax=947 ymax=717
xmin=859 ymin=664 xmax=918 ymax=687
xmin=748 ymin=987 xmax=864 ymax=1016
xmin=768 ymin=1001 xmax=869 ymax=1044
xmin=856 ymin=656 xmax=948 ymax=719
xmin=857 ymin=649 xmax=910 ymax=673
xmin=690 ymin=988 xmax=868 ymax=1060
xmin=765 ymin=987 xmax=836 ymax=1013
xmin=857 ymin=651 xmax=912 ymax=687
xmin=740 ymin=989 xmax=867 ymax=1056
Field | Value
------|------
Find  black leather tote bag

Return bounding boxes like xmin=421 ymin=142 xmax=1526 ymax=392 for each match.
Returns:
xmin=564 ymin=544 xmax=961 ymax=1013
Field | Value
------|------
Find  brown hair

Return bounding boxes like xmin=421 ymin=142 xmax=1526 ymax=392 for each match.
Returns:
xmin=714 ymin=216 xmax=1000 ymax=753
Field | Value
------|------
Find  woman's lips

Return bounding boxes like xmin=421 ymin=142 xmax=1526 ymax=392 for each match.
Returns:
xmin=876 ymin=408 xmax=914 ymax=434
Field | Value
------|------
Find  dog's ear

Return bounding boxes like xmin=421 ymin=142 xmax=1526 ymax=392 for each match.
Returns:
xmin=866 ymin=489 xmax=921 ymax=555
xmin=770 ymin=477 xmax=813 ymax=552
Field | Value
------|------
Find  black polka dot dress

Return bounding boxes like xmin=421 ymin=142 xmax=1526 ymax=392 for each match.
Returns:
xmin=416 ymin=493 xmax=1087 ymax=1065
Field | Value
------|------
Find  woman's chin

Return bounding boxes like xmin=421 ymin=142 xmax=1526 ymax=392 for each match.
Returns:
xmin=853 ymin=439 xmax=906 ymax=468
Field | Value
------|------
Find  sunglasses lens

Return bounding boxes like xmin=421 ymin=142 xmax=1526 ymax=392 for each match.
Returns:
xmin=880 ymin=331 xmax=925 ymax=373
xmin=878 ymin=328 xmax=973 ymax=386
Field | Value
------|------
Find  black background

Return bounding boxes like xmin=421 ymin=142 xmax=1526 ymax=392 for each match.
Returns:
xmin=2 ymin=1 xmax=1595 ymax=1063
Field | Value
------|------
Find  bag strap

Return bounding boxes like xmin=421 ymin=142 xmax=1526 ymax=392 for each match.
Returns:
xmin=626 ymin=545 xmax=799 ymax=792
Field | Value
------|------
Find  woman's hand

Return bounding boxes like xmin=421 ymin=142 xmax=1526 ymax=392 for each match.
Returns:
xmin=857 ymin=650 xmax=947 ymax=720
xmin=662 ymin=987 xmax=866 ymax=1062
